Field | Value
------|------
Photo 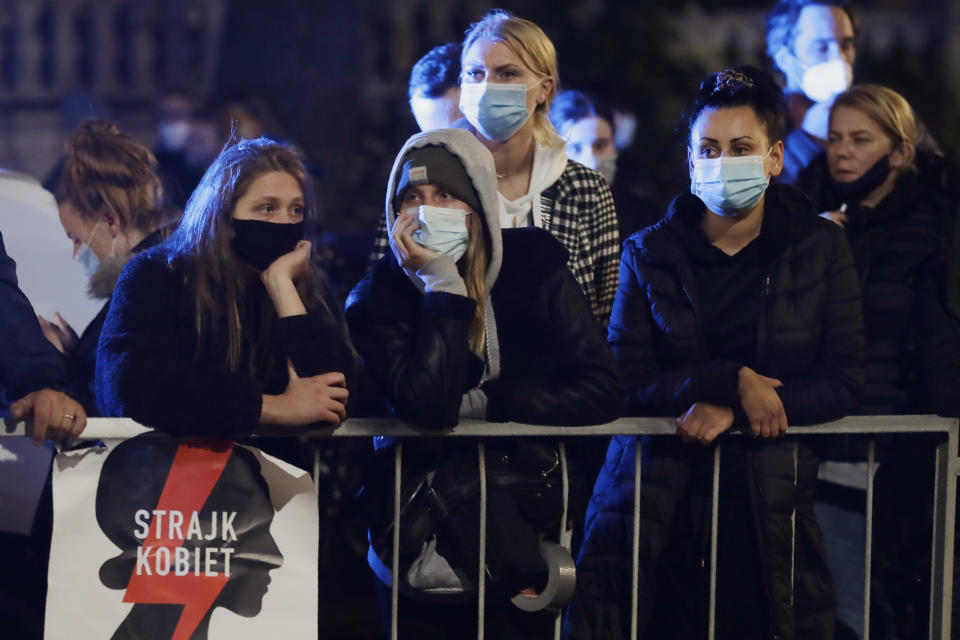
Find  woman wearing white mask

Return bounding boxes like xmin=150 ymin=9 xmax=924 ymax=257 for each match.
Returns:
xmin=347 ymin=128 xmax=621 ymax=639
xmin=370 ymin=10 xmax=620 ymax=325
xmin=43 ymin=121 xmax=176 ymax=414
xmin=566 ymin=66 xmax=864 ymax=640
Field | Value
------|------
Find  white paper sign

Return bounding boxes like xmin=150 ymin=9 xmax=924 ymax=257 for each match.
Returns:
xmin=45 ymin=433 xmax=318 ymax=639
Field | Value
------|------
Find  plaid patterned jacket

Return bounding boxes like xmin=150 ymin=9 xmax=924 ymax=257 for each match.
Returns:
xmin=368 ymin=160 xmax=620 ymax=324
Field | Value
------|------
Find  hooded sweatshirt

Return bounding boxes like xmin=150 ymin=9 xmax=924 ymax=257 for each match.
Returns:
xmin=348 ymin=130 xmax=623 ymax=596
xmin=382 ymin=128 xmax=506 ymax=418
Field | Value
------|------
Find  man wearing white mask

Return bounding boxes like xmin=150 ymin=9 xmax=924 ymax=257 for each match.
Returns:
xmin=766 ymin=0 xmax=857 ymax=184
xmin=768 ymin=0 xmax=944 ymax=188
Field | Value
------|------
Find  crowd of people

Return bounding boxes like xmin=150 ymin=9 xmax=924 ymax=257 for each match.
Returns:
xmin=2 ymin=1 xmax=960 ymax=639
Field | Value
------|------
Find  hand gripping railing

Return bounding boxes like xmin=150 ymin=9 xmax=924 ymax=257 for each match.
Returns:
xmin=3 ymin=415 xmax=958 ymax=640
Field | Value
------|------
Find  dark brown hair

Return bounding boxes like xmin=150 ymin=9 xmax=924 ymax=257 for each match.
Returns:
xmin=165 ymin=137 xmax=346 ymax=374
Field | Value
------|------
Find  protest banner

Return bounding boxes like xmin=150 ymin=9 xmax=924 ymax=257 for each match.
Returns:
xmin=45 ymin=432 xmax=318 ymax=639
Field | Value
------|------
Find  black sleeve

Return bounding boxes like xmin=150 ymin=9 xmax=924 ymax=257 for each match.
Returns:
xmin=913 ymin=264 xmax=960 ymax=417
xmin=274 ymin=307 xmax=379 ymax=418
xmin=274 ymin=311 xmax=356 ymax=379
xmin=608 ymin=246 xmax=744 ymax=417
xmin=0 ymin=231 xmax=69 ymax=400
xmin=775 ymin=225 xmax=864 ymax=425
xmin=96 ymin=253 xmax=263 ymax=436
xmin=346 ymin=277 xmax=477 ymax=430
xmin=481 ymin=267 xmax=624 ymax=425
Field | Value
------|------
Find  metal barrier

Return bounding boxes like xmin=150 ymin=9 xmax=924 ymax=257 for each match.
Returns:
xmin=3 ymin=415 xmax=958 ymax=640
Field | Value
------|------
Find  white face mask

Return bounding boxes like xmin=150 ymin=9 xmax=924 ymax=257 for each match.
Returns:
xmin=594 ymin=154 xmax=618 ymax=187
xmin=407 ymin=205 xmax=470 ymax=262
xmin=800 ymin=58 xmax=853 ymax=103
xmin=157 ymin=119 xmax=191 ymax=151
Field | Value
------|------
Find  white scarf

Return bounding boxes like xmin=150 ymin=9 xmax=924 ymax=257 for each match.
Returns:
xmin=498 ymin=142 xmax=568 ymax=229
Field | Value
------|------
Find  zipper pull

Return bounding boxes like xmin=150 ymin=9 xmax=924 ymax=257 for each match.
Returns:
xmin=763 ymin=274 xmax=772 ymax=295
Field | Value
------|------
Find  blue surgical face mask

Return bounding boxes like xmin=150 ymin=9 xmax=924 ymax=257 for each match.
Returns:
xmin=75 ymin=218 xmax=103 ymax=279
xmin=459 ymin=79 xmax=543 ymax=142
xmin=408 ymin=205 xmax=470 ymax=262
xmin=690 ymin=149 xmax=773 ymax=216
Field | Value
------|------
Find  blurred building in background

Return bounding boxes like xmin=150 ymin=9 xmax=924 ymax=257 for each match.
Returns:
xmin=0 ymin=0 xmax=957 ymax=234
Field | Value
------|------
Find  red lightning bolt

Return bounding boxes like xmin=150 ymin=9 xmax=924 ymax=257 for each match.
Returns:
xmin=123 ymin=438 xmax=235 ymax=640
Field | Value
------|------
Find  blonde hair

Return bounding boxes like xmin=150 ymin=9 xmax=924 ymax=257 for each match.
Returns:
xmin=57 ymin=120 xmax=167 ymax=231
xmin=832 ymin=84 xmax=917 ymax=167
xmin=462 ymin=9 xmax=563 ymax=148
xmin=462 ymin=210 xmax=487 ymax=356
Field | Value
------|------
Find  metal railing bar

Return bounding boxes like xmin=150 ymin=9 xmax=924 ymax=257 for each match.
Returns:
xmin=555 ymin=441 xmax=570 ymax=640
xmin=391 ymin=442 xmax=402 ymax=640
xmin=943 ymin=424 xmax=958 ymax=639
xmin=791 ymin=441 xmax=798 ymax=608
xmin=864 ymin=439 xmax=875 ymax=640
xmin=477 ymin=441 xmax=487 ymax=640
xmin=930 ymin=440 xmax=948 ymax=639
xmin=708 ymin=445 xmax=721 ymax=640
xmin=630 ymin=437 xmax=643 ymax=640
xmin=5 ymin=415 xmax=959 ymax=440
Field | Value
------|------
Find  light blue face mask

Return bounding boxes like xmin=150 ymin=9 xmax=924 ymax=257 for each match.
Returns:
xmin=409 ymin=205 xmax=470 ymax=261
xmin=459 ymin=79 xmax=542 ymax=142
xmin=690 ymin=149 xmax=772 ymax=216
xmin=75 ymin=218 xmax=103 ymax=278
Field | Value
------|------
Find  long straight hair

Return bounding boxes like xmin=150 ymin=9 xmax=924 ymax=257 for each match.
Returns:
xmin=462 ymin=209 xmax=488 ymax=356
xmin=164 ymin=138 xmax=344 ymax=374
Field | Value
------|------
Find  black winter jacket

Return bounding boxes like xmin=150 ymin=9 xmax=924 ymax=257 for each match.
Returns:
xmin=345 ymin=227 xmax=623 ymax=430
xmin=97 ymin=247 xmax=360 ymax=436
xmin=611 ymin=182 xmax=863 ymax=425
xmin=0 ymin=231 xmax=69 ymax=406
xmin=804 ymin=171 xmax=958 ymax=414
xmin=566 ymin=183 xmax=864 ymax=640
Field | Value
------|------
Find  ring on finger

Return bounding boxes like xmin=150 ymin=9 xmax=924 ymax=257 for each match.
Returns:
xmin=63 ymin=413 xmax=75 ymax=422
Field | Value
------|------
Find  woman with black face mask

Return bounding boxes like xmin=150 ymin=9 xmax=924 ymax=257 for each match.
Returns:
xmin=817 ymin=84 xmax=958 ymax=413
xmin=97 ymin=138 xmax=360 ymax=437
xmin=816 ymin=85 xmax=960 ymax=639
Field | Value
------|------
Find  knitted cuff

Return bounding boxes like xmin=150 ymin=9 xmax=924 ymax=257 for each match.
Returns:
xmin=417 ymin=256 xmax=467 ymax=296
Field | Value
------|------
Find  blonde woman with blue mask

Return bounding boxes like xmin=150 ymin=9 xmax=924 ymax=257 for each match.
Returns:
xmin=370 ymin=10 xmax=620 ymax=326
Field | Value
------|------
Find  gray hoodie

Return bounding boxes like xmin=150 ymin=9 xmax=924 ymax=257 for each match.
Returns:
xmin=384 ymin=128 xmax=508 ymax=417
xmin=371 ymin=129 xmax=518 ymax=595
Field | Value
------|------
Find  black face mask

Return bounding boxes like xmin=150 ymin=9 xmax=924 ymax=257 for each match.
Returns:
xmin=831 ymin=155 xmax=891 ymax=202
xmin=231 ymin=219 xmax=305 ymax=271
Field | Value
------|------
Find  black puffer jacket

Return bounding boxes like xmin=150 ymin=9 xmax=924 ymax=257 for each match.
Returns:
xmin=566 ymin=183 xmax=864 ymax=640
xmin=346 ymin=227 xmax=623 ymax=430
